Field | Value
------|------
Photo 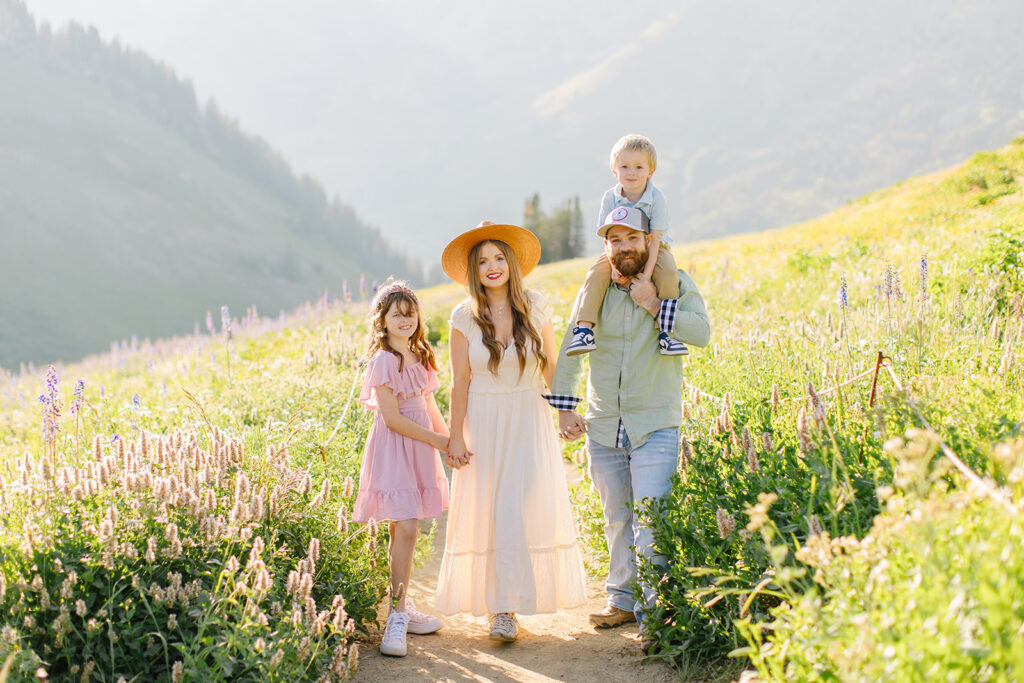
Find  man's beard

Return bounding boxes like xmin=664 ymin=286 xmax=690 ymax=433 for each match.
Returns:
xmin=610 ymin=248 xmax=649 ymax=277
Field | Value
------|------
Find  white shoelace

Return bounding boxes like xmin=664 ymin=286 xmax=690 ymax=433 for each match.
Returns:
xmin=492 ymin=613 xmax=516 ymax=633
xmin=383 ymin=611 xmax=410 ymax=639
xmin=404 ymin=599 xmax=428 ymax=622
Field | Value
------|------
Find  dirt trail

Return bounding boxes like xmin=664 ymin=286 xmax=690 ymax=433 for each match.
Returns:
xmin=354 ymin=468 xmax=678 ymax=682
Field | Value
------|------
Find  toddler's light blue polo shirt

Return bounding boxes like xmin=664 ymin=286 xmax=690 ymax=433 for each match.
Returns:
xmin=598 ymin=182 xmax=670 ymax=241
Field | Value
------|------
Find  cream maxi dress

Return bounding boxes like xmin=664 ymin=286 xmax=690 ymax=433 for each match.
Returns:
xmin=435 ymin=290 xmax=587 ymax=616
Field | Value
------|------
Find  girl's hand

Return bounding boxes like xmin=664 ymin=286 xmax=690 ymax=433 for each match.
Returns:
xmin=430 ymin=432 xmax=449 ymax=452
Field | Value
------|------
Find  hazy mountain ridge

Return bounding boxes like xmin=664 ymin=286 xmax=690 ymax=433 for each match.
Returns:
xmin=17 ymin=1 xmax=1023 ymax=250
xmin=0 ymin=0 xmax=417 ymax=369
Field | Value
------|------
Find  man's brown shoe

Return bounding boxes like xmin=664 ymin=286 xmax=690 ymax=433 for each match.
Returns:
xmin=588 ymin=604 xmax=636 ymax=628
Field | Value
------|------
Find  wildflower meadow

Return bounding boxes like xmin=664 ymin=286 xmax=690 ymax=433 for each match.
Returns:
xmin=1 ymin=140 xmax=1023 ymax=681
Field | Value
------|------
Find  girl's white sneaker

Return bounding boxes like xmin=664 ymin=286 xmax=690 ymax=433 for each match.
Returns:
xmin=380 ymin=610 xmax=410 ymax=657
xmin=405 ymin=599 xmax=443 ymax=635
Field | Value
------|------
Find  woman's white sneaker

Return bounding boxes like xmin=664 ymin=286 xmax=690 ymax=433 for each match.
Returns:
xmin=380 ymin=610 xmax=410 ymax=657
xmin=488 ymin=612 xmax=519 ymax=642
xmin=405 ymin=599 xmax=443 ymax=635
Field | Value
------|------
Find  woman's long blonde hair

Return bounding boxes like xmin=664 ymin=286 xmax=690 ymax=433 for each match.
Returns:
xmin=466 ymin=239 xmax=547 ymax=377
xmin=365 ymin=280 xmax=438 ymax=372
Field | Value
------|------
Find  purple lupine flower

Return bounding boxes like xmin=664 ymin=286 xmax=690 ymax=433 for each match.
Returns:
xmin=919 ymin=253 xmax=929 ymax=299
xmin=221 ymin=305 xmax=232 ymax=342
xmin=206 ymin=310 xmax=216 ymax=337
xmin=132 ymin=393 xmax=141 ymax=409
xmin=359 ymin=274 xmax=367 ymax=299
xmin=39 ymin=365 xmax=61 ymax=441
xmin=838 ymin=276 xmax=848 ymax=311
xmin=342 ymin=279 xmax=351 ymax=302
xmin=371 ymin=280 xmax=379 ymax=295
xmin=70 ymin=379 xmax=85 ymax=415
xmin=883 ymin=263 xmax=904 ymax=302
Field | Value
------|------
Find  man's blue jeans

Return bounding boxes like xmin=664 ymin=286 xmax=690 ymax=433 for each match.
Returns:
xmin=587 ymin=427 xmax=678 ymax=627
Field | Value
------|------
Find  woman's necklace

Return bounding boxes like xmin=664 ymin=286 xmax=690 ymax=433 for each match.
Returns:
xmin=488 ymin=300 xmax=512 ymax=348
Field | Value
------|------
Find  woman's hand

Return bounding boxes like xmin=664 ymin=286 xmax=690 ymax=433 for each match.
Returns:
xmin=558 ymin=410 xmax=587 ymax=441
xmin=446 ymin=434 xmax=472 ymax=469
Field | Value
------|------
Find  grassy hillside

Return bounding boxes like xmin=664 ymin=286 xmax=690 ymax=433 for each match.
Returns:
xmin=0 ymin=1 xmax=416 ymax=370
xmin=0 ymin=140 xmax=1022 ymax=680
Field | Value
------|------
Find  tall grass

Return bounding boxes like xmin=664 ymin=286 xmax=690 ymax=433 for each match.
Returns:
xmin=1 ymin=301 xmax=388 ymax=681
xmin=623 ymin=140 xmax=1024 ymax=676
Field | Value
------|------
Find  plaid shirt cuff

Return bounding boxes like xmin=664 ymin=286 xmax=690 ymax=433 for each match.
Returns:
xmin=658 ymin=298 xmax=678 ymax=334
xmin=543 ymin=394 xmax=582 ymax=411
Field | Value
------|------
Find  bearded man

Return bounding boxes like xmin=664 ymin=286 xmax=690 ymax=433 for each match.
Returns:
xmin=544 ymin=206 xmax=711 ymax=651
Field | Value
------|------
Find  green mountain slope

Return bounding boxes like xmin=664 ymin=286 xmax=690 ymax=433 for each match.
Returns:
xmin=0 ymin=1 xmax=416 ymax=369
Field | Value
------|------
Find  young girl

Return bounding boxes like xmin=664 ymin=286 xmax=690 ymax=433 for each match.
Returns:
xmin=352 ymin=280 xmax=450 ymax=657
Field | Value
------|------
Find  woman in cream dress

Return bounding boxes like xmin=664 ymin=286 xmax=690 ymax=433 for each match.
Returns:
xmin=435 ymin=221 xmax=586 ymax=642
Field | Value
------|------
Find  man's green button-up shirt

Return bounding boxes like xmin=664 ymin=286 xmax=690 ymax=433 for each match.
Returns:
xmin=550 ymin=269 xmax=711 ymax=449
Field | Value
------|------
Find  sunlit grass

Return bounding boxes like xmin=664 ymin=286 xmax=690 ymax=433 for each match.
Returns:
xmin=1 ymin=140 xmax=1023 ymax=680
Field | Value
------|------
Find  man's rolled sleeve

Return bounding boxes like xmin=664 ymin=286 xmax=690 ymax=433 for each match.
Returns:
xmin=658 ymin=298 xmax=677 ymax=334
xmin=543 ymin=394 xmax=582 ymax=411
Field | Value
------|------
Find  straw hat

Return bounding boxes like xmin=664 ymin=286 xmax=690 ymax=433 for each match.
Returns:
xmin=441 ymin=221 xmax=542 ymax=285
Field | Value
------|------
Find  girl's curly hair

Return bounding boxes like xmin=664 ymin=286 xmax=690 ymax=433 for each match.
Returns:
xmin=365 ymin=279 xmax=438 ymax=372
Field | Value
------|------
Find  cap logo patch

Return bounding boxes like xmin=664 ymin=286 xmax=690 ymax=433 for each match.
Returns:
xmin=611 ymin=207 xmax=629 ymax=221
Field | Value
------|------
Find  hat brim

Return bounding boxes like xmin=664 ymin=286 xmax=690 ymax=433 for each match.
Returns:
xmin=441 ymin=224 xmax=542 ymax=286
xmin=597 ymin=222 xmax=647 ymax=238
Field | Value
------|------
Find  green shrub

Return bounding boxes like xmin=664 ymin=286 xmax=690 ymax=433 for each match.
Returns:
xmin=735 ymin=435 xmax=1024 ymax=681
xmin=636 ymin=393 xmax=890 ymax=665
xmin=0 ymin=427 xmax=387 ymax=681
xmin=949 ymin=152 xmax=1019 ymax=205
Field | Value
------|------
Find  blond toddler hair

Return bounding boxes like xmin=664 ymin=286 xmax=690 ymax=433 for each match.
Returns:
xmin=609 ymin=134 xmax=658 ymax=172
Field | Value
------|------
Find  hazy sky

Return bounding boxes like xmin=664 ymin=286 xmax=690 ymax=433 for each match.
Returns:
xmin=21 ymin=1 xmax=1024 ymax=259
xmin=25 ymin=0 xmax=683 ymax=253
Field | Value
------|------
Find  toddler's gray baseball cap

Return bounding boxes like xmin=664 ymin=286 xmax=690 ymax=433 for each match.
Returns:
xmin=597 ymin=206 xmax=650 ymax=238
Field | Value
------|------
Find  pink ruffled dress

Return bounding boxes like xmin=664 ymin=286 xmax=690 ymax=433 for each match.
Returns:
xmin=352 ymin=350 xmax=449 ymax=523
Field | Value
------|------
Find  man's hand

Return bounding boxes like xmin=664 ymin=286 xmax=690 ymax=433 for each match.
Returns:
xmin=611 ymin=263 xmax=636 ymax=289
xmin=558 ymin=410 xmax=587 ymax=441
xmin=628 ymin=278 xmax=660 ymax=317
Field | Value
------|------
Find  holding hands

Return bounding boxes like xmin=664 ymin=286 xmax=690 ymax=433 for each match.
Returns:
xmin=558 ymin=410 xmax=587 ymax=442
xmin=444 ymin=434 xmax=473 ymax=469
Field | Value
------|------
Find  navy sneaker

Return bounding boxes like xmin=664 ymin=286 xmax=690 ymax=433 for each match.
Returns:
xmin=659 ymin=332 xmax=689 ymax=356
xmin=566 ymin=326 xmax=597 ymax=356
